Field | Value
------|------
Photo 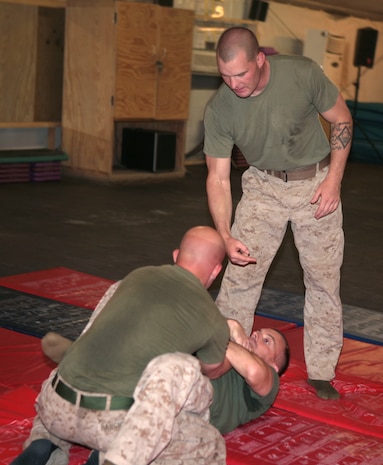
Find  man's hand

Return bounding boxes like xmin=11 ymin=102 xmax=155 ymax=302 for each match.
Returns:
xmin=225 ymin=236 xmax=257 ymax=266
xmin=311 ymin=177 xmax=341 ymax=219
xmin=227 ymin=319 xmax=251 ymax=347
xmin=203 ymin=319 xmax=252 ymax=379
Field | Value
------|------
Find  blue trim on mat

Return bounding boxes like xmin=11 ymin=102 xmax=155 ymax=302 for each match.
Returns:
xmin=257 ymin=288 xmax=383 ymax=346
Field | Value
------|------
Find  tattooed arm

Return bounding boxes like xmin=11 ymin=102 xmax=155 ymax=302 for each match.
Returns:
xmin=311 ymin=93 xmax=353 ymax=219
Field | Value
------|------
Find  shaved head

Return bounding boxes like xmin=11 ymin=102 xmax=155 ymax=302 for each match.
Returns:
xmin=174 ymin=226 xmax=226 ymax=288
xmin=217 ymin=27 xmax=259 ymax=63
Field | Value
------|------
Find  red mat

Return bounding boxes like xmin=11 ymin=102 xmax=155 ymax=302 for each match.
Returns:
xmin=0 ymin=329 xmax=92 ymax=464
xmin=0 ymin=411 xmax=90 ymax=465
xmin=2 ymin=268 xmax=383 ymax=464
xmin=0 ymin=267 xmax=113 ymax=309
xmin=225 ymin=408 xmax=383 ymax=465
xmin=275 ymin=327 xmax=383 ymax=440
xmin=0 ymin=328 xmax=55 ymax=395
xmin=252 ymin=315 xmax=297 ymax=333
xmin=2 ymin=332 xmax=383 ymax=465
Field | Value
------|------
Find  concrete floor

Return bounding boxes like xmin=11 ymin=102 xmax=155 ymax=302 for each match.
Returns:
xmin=0 ymin=160 xmax=382 ymax=313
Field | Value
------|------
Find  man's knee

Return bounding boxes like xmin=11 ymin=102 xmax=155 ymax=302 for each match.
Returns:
xmin=146 ymin=352 xmax=199 ymax=375
xmin=135 ymin=352 xmax=207 ymax=406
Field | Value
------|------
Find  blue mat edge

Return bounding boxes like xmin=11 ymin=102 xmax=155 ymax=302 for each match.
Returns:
xmin=257 ymin=310 xmax=383 ymax=347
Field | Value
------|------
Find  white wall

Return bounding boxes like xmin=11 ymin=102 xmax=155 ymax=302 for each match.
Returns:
xmin=186 ymin=89 xmax=216 ymax=154
xmin=258 ymin=1 xmax=383 ymax=103
xmin=0 ymin=128 xmax=60 ymax=150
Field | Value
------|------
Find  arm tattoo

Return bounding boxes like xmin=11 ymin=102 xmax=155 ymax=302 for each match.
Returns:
xmin=330 ymin=121 xmax=353 ymax=151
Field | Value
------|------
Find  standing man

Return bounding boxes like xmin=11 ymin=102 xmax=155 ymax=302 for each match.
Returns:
xmin=204 ymin=27 xmax=353 ymax=400
xmin=11 ymin=226 xmax=230 ymax=465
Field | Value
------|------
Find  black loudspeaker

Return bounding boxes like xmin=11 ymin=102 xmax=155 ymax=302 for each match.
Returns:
xmin=353 ymin=27 xmax=378 ymax=68
xmin=249 ymin=0 xmax=268 ymax=22
xmin=121 ymin=129 xmax=176 ymax=173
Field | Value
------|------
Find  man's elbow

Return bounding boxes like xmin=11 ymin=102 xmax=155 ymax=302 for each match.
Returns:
xmin=246 ymin=366 xmax=274 ymax=397
xmin=200 ymin=360 xmax=230 ymax=379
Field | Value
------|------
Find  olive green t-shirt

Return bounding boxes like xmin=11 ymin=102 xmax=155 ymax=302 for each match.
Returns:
xmin=59 ymin=264 xmax=229 ymax=396
xmin=204 ymin=55 xmax=339 ymax=171
xmin=210 ymin=368 xmax=279 ymax=434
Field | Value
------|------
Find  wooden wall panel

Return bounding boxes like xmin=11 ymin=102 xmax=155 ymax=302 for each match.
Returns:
xmin=0 ymin=0 xmax=66 ymax=7
xmin=156 ymin=7 xmax=193 ymax=120
xmin=62 ymin=3 xmax=116 ymax=174
xmin=114 ymin=2 xmax=158 ymax=120
xmin=0 ymin=3 xmax=37 ymax=121
xmin=34 ymin=6 xmax=65 ymax=121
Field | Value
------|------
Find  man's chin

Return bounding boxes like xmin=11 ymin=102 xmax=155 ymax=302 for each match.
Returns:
xmin=233 ymin=89 xmax=252 ymax=98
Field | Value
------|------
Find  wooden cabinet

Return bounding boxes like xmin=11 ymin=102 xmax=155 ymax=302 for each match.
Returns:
xmin=0 ymin=0 xmax=65 ymax=164
xmin=114 ymin=2 xmax=192 ymax=120
xmin=62 ymin=0 xmax=194 ymax=181
xmin=0 ymin=1 xmax=65 ymax=123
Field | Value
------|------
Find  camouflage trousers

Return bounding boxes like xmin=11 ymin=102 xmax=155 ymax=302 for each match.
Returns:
xmin=216 ymin=164 xmax=344 ymax=380
xmin=28 ymin=353 xmax=225 ymax=465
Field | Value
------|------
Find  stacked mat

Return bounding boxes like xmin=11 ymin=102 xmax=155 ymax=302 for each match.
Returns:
xmin=30 ymin=161 xmax=62 ymax=182
xmin=1 ymin=268 xmax=383 ymax=465
xmin=0 ymin=150 xmax=68 ymax=183
xmin=0 ymin=164 xmax=30 ymax=183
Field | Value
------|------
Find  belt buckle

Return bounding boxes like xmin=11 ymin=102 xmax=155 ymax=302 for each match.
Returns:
xmin=282 ymin=170 xmax=288 ymax=182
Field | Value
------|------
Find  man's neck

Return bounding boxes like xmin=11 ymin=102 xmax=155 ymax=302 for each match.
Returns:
xmin=251 ymin=59 xmax=270 ymax=97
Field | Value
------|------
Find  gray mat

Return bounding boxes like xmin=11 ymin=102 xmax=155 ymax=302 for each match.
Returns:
xmin=0 ymin=286 xmax=89 ymax=340
xmin=257 ymin=288 xmax=383 ymax=345
xmin=1 ymin=284 xmax=382 ymax=346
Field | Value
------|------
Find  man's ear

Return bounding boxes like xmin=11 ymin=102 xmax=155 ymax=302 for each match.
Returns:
xmin=270 ymin=361 xmax=279 ymax=374
xmin=205 ymin=263 xmax=222 ymax=288
xmin=256 ymin=51 xmax=266 ymax=67
xmin=211 ymin=263 xmax=222 ymax=281
xmin=172 ymin=249 xmax=179 ymax=263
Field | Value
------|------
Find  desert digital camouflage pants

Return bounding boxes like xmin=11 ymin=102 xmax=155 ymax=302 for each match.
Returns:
xmin=28 ymin=353 xmax=225 ymax=465
xmin=216 ymin=165 xmax=344 ymax=381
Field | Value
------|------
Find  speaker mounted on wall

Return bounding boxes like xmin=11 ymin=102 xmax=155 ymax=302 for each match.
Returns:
xmin=353 ymin=27 xmax=378 ymax=69
xmin=249 ymin=0 xmax=269 ymax=22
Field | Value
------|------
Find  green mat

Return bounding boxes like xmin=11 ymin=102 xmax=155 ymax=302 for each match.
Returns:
xmin=0 ymin=149 xmax=68 ymax=164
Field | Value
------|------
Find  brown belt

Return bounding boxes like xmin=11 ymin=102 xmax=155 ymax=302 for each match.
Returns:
xmin=263 ymin=154 xmax=330 ymax=182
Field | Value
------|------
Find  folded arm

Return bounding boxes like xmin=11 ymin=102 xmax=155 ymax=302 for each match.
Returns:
xmin=225 ymin=341 xmax=275 ymax=396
